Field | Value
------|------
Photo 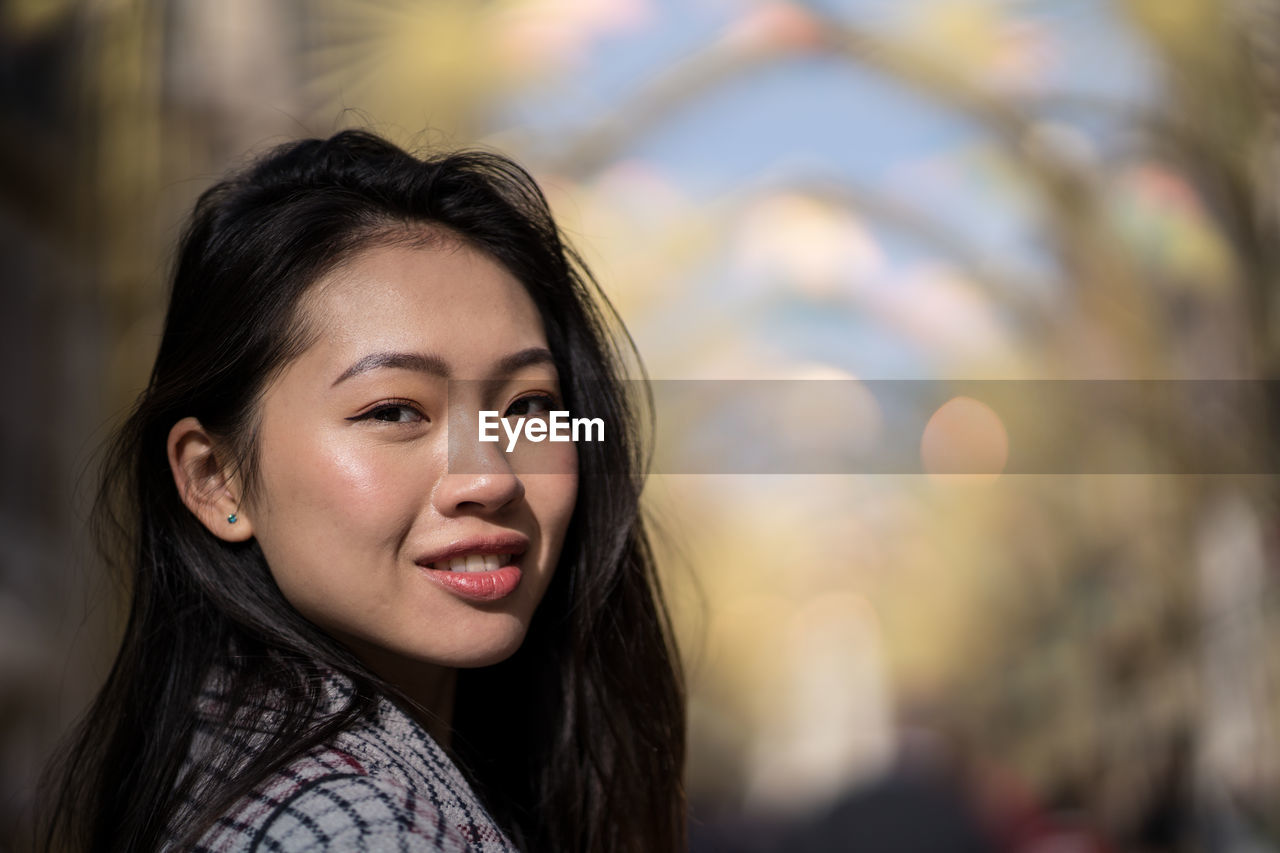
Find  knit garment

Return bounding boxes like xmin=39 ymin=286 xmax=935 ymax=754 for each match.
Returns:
xmin=162 ymin=667 xmax=519 ymax=852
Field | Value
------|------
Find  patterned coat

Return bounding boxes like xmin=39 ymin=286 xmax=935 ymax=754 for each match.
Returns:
xmin=162 ymin=668 xmax=520 ymax=852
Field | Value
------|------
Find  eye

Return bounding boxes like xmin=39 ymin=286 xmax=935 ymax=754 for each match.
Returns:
xmin=349 ymin=401 xmax=427 ymax=424
xmin=504 ymin=393 xmax=558 ymax=419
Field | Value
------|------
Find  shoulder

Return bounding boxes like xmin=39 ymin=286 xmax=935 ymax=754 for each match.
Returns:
xmin=195 ymin=745 xmax=514 ymax=853
xmin=182 ymin=670 xmax=518 ymax=853
xmin=248 ymin=768 xmax=473 ymax=852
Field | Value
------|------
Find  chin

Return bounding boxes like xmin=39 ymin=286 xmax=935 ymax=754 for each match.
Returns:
xmin=429 ymin=614 xmax=532 ymax=669
xmin=454 ymin=644 xmax=524 ymax=669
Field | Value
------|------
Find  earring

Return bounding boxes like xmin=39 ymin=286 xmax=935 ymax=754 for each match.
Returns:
xmin=227 ymin=513 xmax=239 ymax=524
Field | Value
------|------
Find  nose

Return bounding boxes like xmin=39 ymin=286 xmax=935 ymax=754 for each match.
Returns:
xmin=434 ymin=469 xmax=525 ymax=516
xmin=435 ymin=413 xmax=526 ymax=516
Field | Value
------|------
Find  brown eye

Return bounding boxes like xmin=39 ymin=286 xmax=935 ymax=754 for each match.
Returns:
xmin=350 ymin=402 xmax=426 ymax=424
xmin=374 ymin=406 xmax=417 ymax=422
xmin=504 ymin=394 xmax=557 ymax=419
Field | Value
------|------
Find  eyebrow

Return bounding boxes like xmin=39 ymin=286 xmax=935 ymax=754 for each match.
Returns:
xmin=331 ymin=347 xmax=557 ymax=386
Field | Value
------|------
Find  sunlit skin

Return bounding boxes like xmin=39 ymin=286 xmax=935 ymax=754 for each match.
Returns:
xmin=167 ymin=239 xmax=579 ymax=744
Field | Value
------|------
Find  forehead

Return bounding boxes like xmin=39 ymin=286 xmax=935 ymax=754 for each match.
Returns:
xmin=296 ymin=241 xmax=549 ymax=373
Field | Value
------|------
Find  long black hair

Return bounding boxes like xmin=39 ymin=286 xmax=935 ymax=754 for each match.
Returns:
xmin=38 ymin=130 xmax=685 ymax=852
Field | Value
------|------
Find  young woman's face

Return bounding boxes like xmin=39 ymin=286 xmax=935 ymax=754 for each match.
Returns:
xmin=242 ymin=240 xmax=578 ymax=676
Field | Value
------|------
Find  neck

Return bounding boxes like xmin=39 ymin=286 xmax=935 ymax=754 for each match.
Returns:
xmin=403 ymin=665 xmax=457 ymax=749
xmin=336 ymin=636 xmax=458 ymax=748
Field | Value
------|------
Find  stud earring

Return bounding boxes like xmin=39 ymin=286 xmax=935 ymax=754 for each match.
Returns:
xmin=227 ymin=513 xmax=239 ymax=524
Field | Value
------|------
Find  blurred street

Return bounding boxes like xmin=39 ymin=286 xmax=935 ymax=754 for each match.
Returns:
xmin=2 ymin=1 xmax=1278 ymax=849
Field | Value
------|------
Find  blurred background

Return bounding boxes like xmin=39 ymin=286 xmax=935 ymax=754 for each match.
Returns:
xmin=2 ymin=0 xmax=1278 ymax=850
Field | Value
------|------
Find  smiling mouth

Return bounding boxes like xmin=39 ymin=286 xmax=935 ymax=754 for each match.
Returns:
xmin=420 ymin=552 xmax=524 ymax=601
xmin=431 ymin=553 xmax=515 ymax=573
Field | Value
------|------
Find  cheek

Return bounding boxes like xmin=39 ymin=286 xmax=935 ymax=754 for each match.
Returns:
xmin=251 ymin=432 xmax=425 ymax=583
xmin=532 ymin=475 xmax=577 ymax=520
xmin=525 ymin=463 xmax=579 ymax=555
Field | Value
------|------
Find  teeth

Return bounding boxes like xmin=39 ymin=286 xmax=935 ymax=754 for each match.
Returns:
xmin=435 ymin=553 xmax=511 ymax=573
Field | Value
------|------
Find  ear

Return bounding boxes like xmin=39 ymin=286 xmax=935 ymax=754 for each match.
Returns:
xmin=167 ymin=416 xmax=254 ymax=542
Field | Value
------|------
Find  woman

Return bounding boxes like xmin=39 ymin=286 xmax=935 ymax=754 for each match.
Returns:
xmin=39 ymin=130 xmax=685 ymax=852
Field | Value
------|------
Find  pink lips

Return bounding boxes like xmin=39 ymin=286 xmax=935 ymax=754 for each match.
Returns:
xmin=415 ymin=534 xmax=529 ymax=602
xmin=422 ymin=563 xmax=523 ymax=601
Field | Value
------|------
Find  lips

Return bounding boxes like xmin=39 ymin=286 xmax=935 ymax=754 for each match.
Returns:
xmin=414 ymin=535 xmax=524 ymax=568
xmin=415 ymin=534 xmax=528 ymax=602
